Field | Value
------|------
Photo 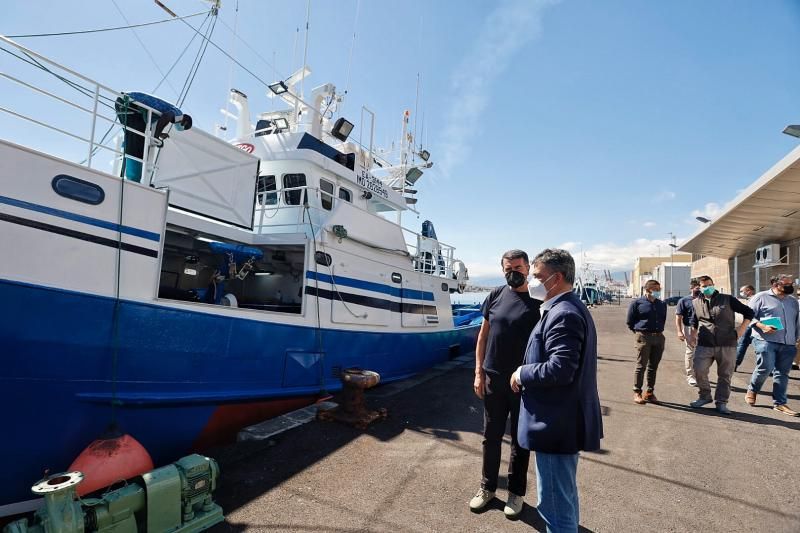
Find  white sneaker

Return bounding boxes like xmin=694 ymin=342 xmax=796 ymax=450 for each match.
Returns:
xmin=687 ymin=377 xmax=698 ymax=387
xmin=469 ymin=488 xmax=495 ymax=511
xmin=504 ymin=493 xmax=524 ymax=517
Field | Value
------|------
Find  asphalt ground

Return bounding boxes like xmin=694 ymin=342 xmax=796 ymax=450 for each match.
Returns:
xmin=209 ymin=301 xmax=800 ymax=532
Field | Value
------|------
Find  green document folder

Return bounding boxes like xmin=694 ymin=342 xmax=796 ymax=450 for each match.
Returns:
xmin=760 ymin=317 xmax=784 ymax=330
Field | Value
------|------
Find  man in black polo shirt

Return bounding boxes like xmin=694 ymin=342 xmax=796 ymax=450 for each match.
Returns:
xmin=470 ymin=249 xmax=541 ymax=518
xmin=627 ymin=279 xmax=667 ymax=405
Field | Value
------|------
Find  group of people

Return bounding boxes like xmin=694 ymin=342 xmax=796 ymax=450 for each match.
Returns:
xmin=626 ymin=275 xmax=800 ymax=416
xmin=470 ymin=248 xmax=602 ymax=532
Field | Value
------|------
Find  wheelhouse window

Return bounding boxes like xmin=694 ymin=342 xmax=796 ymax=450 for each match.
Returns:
xmin=339 ymin=187 xmax=352 ymax=203
xmin=283 ymin=173 xmax=307 ymax=205
xmin=320 ymin=178 xmax=335 ymax=210
xmin=257 ymin=175 xmax=277 ymax=205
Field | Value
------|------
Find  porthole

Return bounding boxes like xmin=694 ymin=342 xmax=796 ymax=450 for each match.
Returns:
xmin=51 ymin=175 xmax=105 ymax=205
xmin=315 ymin=251 xmax=332 ymax=266
xmin=441 ymin=283 xmax=449 ymax=292
xmin=391 ymin=273 xmax=402 ymax=283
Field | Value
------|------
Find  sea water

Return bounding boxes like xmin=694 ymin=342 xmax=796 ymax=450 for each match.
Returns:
xmin=452 ymin=291 xmax=491 ymax=306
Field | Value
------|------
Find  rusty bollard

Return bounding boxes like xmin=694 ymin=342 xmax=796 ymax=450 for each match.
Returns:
xmin=317 ymin=368 xmax=388 ymax=429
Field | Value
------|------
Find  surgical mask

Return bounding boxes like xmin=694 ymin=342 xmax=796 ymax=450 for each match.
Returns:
xmin=701 ymin=285 xmax=715 ymax=296
xmin=783 ymin=284 xmax=795 ymax=295
xmin=528 ymin=273 xmax=556 ymax=301
xmin=651 ymin=290 xmax=661 ymax=299
xmin=739 ymin=290 xmax=748 ymax=298
xmin=505 ymin=270 xmax=526 ymax=289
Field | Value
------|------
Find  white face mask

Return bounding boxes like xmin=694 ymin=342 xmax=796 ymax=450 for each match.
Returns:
xmin=528 ymin=273 xmax=556 ymax=301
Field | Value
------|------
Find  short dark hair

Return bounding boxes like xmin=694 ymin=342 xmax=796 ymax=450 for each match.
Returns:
xmin=697 ymin=275 xmax=714 ymax=284
xmin=689 ymin=278 xmax=700 ymax=288
xmin=645 ymin=279 xmax=660 ymax=290
xmin=532 ymin=248 xmax=575 ymax=284
xmin=769 ymin=274 xmax=792 ymax=285
xmin=501 ymin=249 xmax=529 ymax=266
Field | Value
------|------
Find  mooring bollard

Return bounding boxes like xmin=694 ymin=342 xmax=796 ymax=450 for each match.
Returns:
xmin=317 ymin=368 xmax=388 ymax=429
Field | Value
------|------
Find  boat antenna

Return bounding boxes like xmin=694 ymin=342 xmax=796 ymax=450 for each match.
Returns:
xmin=223 ymin=0 xmax=240 ymax=133
xmin=341 ymin=0 xmax=361 ymax=113
xmin=300 ymin=0 xmax=311 ymax=100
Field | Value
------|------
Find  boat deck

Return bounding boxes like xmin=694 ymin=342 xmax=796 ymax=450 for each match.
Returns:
xmin=208 ymin=302 xmax=800 ymax=532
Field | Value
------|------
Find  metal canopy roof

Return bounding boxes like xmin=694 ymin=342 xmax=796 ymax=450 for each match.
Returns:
xmin=679 ymin=144 xmax=800 ymax=259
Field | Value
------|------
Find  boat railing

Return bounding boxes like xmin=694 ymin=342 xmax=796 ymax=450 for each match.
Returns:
xmin=0 ymin=34 xmax=168 ymax=179
xmin=254 ymin=184 xmax=459 ymax=278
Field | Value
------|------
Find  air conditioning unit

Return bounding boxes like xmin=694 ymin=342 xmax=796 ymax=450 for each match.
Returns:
xmin=754 ymin=244 xmax=781 ymax=266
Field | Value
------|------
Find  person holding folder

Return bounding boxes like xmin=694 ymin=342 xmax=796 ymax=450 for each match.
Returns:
xmin=745 ymin=274 xmax=800 ymax=416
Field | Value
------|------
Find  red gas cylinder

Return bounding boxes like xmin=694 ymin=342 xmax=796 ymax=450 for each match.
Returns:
xmin=68 ymin=426 xmax=153 ymax=496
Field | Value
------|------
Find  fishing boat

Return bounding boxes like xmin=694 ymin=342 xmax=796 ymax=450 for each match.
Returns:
xmin=0 ymin=32 xmax=481 ymax=512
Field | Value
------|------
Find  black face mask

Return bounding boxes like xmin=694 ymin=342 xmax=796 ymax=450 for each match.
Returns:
xmin=783 ymin=284 xmax=795 ymax=295
xmin=505 ymin=270 xmax=526 ymax=289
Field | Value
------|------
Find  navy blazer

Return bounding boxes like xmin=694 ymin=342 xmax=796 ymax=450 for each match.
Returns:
xmin=517 ymin=291 xmax=603 ymax=454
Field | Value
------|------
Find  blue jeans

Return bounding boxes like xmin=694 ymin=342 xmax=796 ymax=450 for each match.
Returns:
xmin=535 ymin=452 xmax=579 ymax=533
xmin=735 ymin=326 xmax=753 ymax=367
xmin=749 ymin=339 xmax=797 ymax=405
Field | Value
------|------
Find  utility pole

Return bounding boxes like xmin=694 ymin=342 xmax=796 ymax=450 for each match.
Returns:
xmin=668 ymin=232 xmax=677 ymax=298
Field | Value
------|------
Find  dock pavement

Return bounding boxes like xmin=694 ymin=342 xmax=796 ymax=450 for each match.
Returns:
xmin=209 ymin=300 xmax=800 ymax=532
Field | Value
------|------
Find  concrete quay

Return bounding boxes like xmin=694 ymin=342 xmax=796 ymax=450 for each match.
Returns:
xmin=209 ymin=301 xmax=800 ymax=532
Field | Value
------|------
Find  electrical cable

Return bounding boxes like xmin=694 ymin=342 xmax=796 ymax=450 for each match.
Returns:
xmin=6 ymin=10 xmax=208 ymax=39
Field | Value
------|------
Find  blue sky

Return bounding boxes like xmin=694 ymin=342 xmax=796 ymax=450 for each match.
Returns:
xmin=3 ymin=0 xmax=800 ymax=279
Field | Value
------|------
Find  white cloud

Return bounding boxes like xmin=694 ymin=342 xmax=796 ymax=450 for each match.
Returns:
xmin=691 ymin=202 xmax=722 ymax=221
xmin=558 ymin=237 xmax=688 ymax=271
xmin=654 ymin=191 xmax=676 ymax=202
xmin=438 ymin=0 xmax=556 ymax=176
xmin=643 ymin=221 xmax=657 ymax=228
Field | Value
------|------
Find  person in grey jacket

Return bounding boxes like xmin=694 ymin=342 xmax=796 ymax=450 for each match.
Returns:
xmin=745 ymin=274 xmax=800 ymax=416
xmin=689 ymin=275 xmax=753 ymax=414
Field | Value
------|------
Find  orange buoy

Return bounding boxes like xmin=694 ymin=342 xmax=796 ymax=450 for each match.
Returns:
xmin=68 ymin=425 xmax=153 ymax=496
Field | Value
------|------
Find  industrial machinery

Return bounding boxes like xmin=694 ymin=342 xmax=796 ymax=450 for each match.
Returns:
xmin=4 ymin=455 xmax=223 ymax=533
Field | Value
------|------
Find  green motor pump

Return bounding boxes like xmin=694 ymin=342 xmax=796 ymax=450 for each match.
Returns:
xmin=4 ymin=454 xmax=224 ymax=533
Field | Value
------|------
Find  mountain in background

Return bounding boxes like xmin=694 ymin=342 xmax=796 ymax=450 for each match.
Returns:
xmin=468 ymin=270 xmax=631 ymax=290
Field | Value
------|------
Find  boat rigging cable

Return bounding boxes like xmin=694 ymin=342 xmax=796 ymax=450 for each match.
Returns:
xmin=303 ymin=205 xmax=331 ymax=395
xmin=111 ymin=0 xmax=182 ymax=99
xmin=4 ymin=10 xmax=207 ymax=39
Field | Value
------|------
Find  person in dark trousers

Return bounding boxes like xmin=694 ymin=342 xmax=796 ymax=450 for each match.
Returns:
xmin=745 ymin=274 xmax=800 ymax=416
xmin=689 ymin=275 xmax=753 ymax=415
xmin=627 ymin=279 xmax=667 ymax=405
xmin=511 ymin=248 xmax=603 ymax=532
xmin=470 ymin=250 xmax=541 ymax=518
xmin=735 ymin=284 xmax=756 ymax=371
xmin=675 ymin=278 xmax=701 ymax=387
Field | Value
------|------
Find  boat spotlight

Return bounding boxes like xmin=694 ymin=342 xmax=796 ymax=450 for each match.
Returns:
xmin=268 ymin=81 xmax=289 ymax=95
xmin=418 ymin=149 xmax=430 ymax=162
xmin=331 ymin=117 xmax=354 ymax=141
xmin=273 ymin=117 xmax=289 ymax=131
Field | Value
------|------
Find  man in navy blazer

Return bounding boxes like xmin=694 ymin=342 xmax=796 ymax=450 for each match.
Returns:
xmin=511 ymin=248 xmax=603 ymax=532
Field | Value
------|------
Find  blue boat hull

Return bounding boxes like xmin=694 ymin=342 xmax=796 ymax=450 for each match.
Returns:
xmin=0 ymin=279 xmax=480 ymax=506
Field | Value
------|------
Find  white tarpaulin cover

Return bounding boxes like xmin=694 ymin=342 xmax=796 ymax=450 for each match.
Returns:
xmin=152 ymin=128 xmax=259 ymax=229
